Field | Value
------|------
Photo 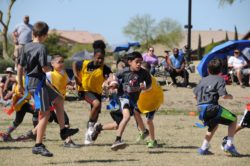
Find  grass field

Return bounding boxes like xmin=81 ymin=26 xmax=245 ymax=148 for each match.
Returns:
xmin=1 ymin=72 xmax=250 ymax=166
xmin=0 ymin=99 xmax=250 ymax=166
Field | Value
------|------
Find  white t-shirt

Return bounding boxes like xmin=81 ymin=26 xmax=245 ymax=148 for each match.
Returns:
xmin=228 ymin=56 xmax=247 ymax=69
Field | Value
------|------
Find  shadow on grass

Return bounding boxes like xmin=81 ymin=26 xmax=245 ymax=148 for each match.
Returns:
xmin=166 ymin=145 xmax=199 ymax=149
xmin=0 ymin=146 xmax=31 ymax=150
xmin=148 ymin=150 xmax=191 ymax=154
xmin=47 ymin=159 xmax=138 ymax=165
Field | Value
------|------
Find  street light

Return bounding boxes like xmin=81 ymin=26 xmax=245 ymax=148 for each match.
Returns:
xmin=184 ymin=0 xmax=192 ymax=62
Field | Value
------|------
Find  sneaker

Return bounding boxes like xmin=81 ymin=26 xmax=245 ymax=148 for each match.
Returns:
xmin=223 ymin=144 xmax=240 ymax=157
xmin=26 ymin=130 xmax=36 ymax=140
xmin=186 ymin=85 xmax=192 ymax=89
xmin=60 ymin=128 xmax=79 ymax=140
xmin=32 ymin=144 xmax=53 ymax=157
xmin=220 ymin=136 xmax=228 ymax=150
xmin=198 ymin=148 xmax=213 ymax=155
xmin=1 ymin=133 xmax=12 ymax=142
xmin=111 ymin=140 xmax=127 ymax=151
xmin=91 ymin=123 xmax=102 ymax=141
xmin=147 ymin=140 xmax=158 ymax=148
xmin=136 ymin=129 xmax=149 ymax=143
xmin=84 ymin=127 xmax=94 ymax=145
xmin=63 ymin=140 xmax=80 ymax=148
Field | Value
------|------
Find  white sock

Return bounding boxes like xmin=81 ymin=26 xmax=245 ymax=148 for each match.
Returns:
xmin=201 ymin=139 xmax=209 ymax=150
xmin=226 ymin=137 xmax=233 ymax=146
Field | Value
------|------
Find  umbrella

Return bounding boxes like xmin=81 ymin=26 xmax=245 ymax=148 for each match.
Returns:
xmin=197 ymin=40 xmax=250 ymax=77
xmin=242 ymin=47 xmax=250 ymax=61
xmin=70 ymin=51 xmax=93 ymax=61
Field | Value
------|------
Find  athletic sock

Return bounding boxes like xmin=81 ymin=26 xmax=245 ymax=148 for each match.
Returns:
xmin=115 ymin=136 xmax=121 ymax=142
xmin=87 ymin=121 xmax=95 ymax=128
xmin=226 ymin=137 xmax=233 ymax=146
xmin=6 ymin=125 xmax=16 ymax=134
xmin=35 ymin=143 xmax=43 ymax=147
xmin=201 ymin=139 xmax=209 ymax=150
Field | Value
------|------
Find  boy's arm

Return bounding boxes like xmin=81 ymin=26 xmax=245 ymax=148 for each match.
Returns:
xmin=222 ymin=94 xmax=233 ymax=99
xmin=218 ymin=79 xmax=232 ymax=100
xmin=17 ymin=64 xmax=24 ymax=94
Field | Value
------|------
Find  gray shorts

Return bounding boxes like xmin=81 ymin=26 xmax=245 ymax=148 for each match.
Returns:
xmin=30 ymin=84 xmax=59 ymax=112
xmin=242 ymin=68 xmax=250 ymax=76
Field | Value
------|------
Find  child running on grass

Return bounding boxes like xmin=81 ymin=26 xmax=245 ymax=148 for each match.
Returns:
xmin=91 ymin=52 xmax=152 ymax=151
xmin=221 ymin=102 xmax=250 ymax=148
xmin=17 ymin=21 xmax=78 ymax=157
xmin=134 ymin=61 xmax=164 ymax=148
xmin=193 ymin=58 xmax=240 ymax=157
xmin=72 ymin=40 xmax=113 ymax=145
xmin=0 ymin=76 xmax=38 ymax=142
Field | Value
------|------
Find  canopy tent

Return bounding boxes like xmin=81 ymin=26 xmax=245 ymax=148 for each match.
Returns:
xmin=70 ymin=51 xmax=93 ymax=61
xmin=197 ymin=40 xmax=250 ymax=77
xmin=113 ymin=42 xmax=140 ymax=52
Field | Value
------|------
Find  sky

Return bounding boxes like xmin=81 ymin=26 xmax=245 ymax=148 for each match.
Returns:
xmin=1 ymin=0 xmax=249 ymax=44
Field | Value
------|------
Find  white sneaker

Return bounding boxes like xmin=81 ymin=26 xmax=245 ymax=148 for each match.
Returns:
xmin=84 ymin=127 xmax=94 ymax=145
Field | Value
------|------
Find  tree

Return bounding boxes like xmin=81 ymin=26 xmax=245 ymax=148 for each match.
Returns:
xmin=155 ymin=18 xmax=183 ymax=49
xmin=44 ymin=33 xmax=69 ymax=58
xmin=225 ymin=31 xmax=229 ymax=41
xmin=123 ymin=14 xmax=156 ymax=48
xmin=197 ymin=34 xmax=202 ymax=60
xmin=0 ymin=0 xmax=16 ymax=59
xmin=234 ymin=25 xmax=238 ymax=40
xmin=219 ymin=0 xmax=245 ymax=6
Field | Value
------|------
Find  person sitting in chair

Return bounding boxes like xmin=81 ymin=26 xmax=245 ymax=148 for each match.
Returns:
xmin=167 ymin=48 xmax=190 ymax=88
xmin=228 ymin=49 xmax=250 ymax=88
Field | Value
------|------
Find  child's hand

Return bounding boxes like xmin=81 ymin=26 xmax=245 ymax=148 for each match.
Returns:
xmin=140 ymin=81 xmax=146 ymax=90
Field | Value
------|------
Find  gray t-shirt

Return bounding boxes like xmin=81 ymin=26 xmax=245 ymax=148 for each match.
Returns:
xmin=13 ymin=23 xmax=33 ymax=45
xmin=19 ymin=42 xmax=47 ymax=90
xmin=116 ymin=67 xmax=152 ymax=102
xmin=193 ymin=75 xmax=228 ymax=105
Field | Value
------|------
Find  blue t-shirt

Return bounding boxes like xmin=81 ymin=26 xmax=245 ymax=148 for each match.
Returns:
xmin=13 ymin=23 xmax=33 ymax=45
xmin=170 ymin=54 xmax=184 ymax=69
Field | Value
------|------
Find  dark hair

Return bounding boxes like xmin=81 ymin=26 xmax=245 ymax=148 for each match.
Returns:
xmin=208 ymin=58 xmax=222 ymax=75
xmin=141 ymin=61 xmax=151 ymax=71
xmin=52 ymin=55 xmax=63 ymax=61
xmin=94 ymin=48 xmax=105 ymax=56
xmin=33 ymin=21 xmax=49 ymax=37
xmin=126 ymin=51 xmax=142 ymax=61
xmin=93 ymin=40 xmax=106 ymax=50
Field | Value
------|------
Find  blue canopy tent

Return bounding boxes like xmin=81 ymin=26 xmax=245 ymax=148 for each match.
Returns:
xmin=113 ymin=42 xmax=140 ymax=52
xmin=197 ymin=40 xmax=250 ymax=77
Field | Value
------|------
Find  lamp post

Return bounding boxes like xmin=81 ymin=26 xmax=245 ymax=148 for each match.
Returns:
xmin=184 ymin=0 xmax=192 ymax=62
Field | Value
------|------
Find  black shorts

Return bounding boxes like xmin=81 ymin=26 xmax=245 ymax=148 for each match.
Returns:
xmin=239 ymin=110 xmax=250 ymax=128
xmin=79 ymin=91 xmax=102 ymax=112
xmin=110 ymin=110 xmax=123 ymax=125
xmin=203 ymin=105 xmax=236 ymax=132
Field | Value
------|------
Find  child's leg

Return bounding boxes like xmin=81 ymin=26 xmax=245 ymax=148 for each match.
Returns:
xmin=35 ymin=110 xmax=50 ymax=144
xmin=53 ymin=97 xmax=65 ymax=130
xmin=115 ymin=108 xmax=130 ymax=139
xmin=102 ymin=122 xmax=118 ymax=130
xmin=134 ymin=110 xmax=146 ymax=132
xmin=147 ymin=119 xmax=155 ymax=141
xmin=200 ymin=125 xmax=218 ymax=150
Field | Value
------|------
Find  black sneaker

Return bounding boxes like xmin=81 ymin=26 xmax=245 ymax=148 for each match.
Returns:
xmin=26 ymin=130 xmax=36 ymax=140
xmin=91 ymin=123 xmax=102 ymax=141
xmin=60 ymin=128 xmax=79 ymax=140
xmin=32 ymin=144 xmax=53 ymax=157
xmin=63 ymin=140 xmax=80 ymax=148
xmin=111 ymin=140 xmax=127 ymax=151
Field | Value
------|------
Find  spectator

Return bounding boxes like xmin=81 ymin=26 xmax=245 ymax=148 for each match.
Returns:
xmin=0 ymin=67 xmax=16 ymax=104
xmin=12 ymin=15 xmax=33 ymax=70
xmin=143 ymin=47 xmax=158 ymax=75
xmin=228 ymin=49 xmax=250 ymax=88
xmin=167 ymin=48 xmax=190 ymax=88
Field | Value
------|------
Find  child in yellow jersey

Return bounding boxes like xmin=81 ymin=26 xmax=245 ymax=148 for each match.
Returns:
xmin=73 ymin=41 xmax=112 ymax=145
xmin=134 ymin=61 xmax=164 ymax=148
xmin=46 ymin=55 xmax=79 ymax=148
xmin=1 ymin=76 xmax=38 ymax=142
